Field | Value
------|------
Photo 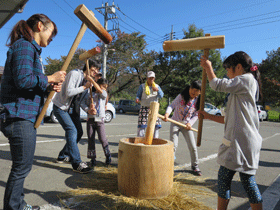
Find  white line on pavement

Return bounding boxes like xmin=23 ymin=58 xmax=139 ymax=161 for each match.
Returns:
xmin=174 ymin=153 xmax=218 ymax=171
xmin=263 ymin=133 xmax=280 ymax=141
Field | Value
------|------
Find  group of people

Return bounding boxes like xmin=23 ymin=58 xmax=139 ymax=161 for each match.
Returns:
xmin=52 ymin=59 xmax=111 ymax=174
xmin=0 ymin=13 xmax=263 ymax=210
xmin=135 ymin=71 xmax=202 ymax=176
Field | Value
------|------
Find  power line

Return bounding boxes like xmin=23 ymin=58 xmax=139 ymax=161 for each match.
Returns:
xmin=209 ymin=18 xmax=280 ymax=34
xmin=202 ymin=9 xmax=280 ymax=30
xmin=62 ymin=0 xmax=75 ymax=10
xmin=174 ymin=10 xmax=280 ymax=37
xmin=50 ymin=0 xmax=79 ymax=24
xmin=50 ymin=0 xmax=97 ymax=39
xmin=117 ymin=15 xmax=162 ymax=41
xmin=116 ymin=7 xmax=162 ymax=37
xmin=157 ymin=0 xmax=276 ymax=31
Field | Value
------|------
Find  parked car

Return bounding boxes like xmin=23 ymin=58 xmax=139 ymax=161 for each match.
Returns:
xmin=45 ymin=98 xmax=116 ymax=123
xmin=117 ymin=99 xmax=141 ymax=113
xmin=108 ymin=100 xmax=118 ymax=109
xmin=257 ymin=105 xmax=268 ymax=121
xmin=204 ymin=103 xmax=222 ymax=115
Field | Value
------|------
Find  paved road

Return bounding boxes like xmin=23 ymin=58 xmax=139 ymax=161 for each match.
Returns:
xmin=0 ymin=114 xmax=279 ymax=209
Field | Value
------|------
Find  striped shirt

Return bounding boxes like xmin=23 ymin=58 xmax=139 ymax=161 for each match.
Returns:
xmin=0 ymin=38 xmax=49 ymax=123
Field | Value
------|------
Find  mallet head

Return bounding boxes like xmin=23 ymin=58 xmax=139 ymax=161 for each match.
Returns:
xmin=79 ymin=46 xmax=101 ymax=60
xmin=74 ymin=4 xmax=113 ymax=44
xmin=163 ymin=35 xmax=225 ymax=52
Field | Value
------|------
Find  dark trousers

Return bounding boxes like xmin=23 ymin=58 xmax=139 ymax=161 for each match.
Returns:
xmin=86 ymin=118 xmax=109 ymax=159
xmin=2 ymin=119 xmax=36 ymax=210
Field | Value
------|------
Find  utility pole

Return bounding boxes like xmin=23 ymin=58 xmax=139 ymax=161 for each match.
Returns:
xmin=96 ymin=1 xmax=119 ymax=78
xmin=168 ymin=25 xmax=175 ymax=105
xmin=170 ymin=25 xmax=174 ymax=41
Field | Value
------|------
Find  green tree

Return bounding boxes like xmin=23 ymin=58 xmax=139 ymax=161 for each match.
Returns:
xmin=44 ymin=48 xmax=97 ymax=75
xmin=259 ymin=47 xmax=280 ymax=106
xmin=106 ymin=31 xmax=156 ymax=99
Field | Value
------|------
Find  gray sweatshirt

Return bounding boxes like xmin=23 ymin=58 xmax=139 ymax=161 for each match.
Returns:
xmin=52 ymin=69 xmax=85 ymax=111
xmin=210 ymin=73 xmax=262 ymax=175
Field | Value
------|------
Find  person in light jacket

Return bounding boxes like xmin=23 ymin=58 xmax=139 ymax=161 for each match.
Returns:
xmin=135 ymin=71 xmax=164 ymax=138
xmin=200 ymin=51 xmax=263 ymax=210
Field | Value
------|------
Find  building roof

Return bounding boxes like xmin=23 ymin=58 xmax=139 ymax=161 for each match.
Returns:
xmin=0 ymin=0 xmax=29 ymax=29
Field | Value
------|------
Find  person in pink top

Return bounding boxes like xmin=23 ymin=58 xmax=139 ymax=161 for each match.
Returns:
xmin=163 ymin=80 xmax=202 ymax=176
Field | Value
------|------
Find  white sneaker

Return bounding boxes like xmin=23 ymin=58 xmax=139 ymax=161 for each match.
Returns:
xmin=73 ymin=162 xmax=92 ymax=174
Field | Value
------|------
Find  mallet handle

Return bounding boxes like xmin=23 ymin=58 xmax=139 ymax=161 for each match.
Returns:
xmin=144 ymin=102 xmax=160 ymax=145
xmin=197 ymin=33 xmax=211 ymax=146
xmin=34 ymin=23 xmax=88 ymax=129
xmin=158 ymin=114 xmax=198 ymax=132
xmin=85 ymin=59 xmax=94 ymax=104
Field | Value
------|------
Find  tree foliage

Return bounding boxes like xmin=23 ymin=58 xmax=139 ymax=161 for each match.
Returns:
xmin=259 ymin=47 xmax=280 ymax=106
xmin=44 ymin=48 xmax=90 ymax=75
xmin=106 ymin=31 xmax=156 ymax=99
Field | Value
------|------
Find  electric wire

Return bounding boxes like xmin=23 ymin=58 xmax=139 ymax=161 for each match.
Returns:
xmin=116 ymin=8 xmax=162 ymax=37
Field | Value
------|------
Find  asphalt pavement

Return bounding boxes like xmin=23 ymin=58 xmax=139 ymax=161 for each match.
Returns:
xmin=0 ymin=114 xmax=279 ymax=210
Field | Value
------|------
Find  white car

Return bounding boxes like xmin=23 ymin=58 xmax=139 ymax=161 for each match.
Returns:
xmin=257 ymin=105 xmax=267 ymax=121
xmin=45 ymin=99 xmax=116 ymax=123
xmin=204 ymin=103 xmax=222 ymax=116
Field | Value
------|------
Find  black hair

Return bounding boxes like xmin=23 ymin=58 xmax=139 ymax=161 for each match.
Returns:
xmin=180 ymin=80 xmax=201 ymax=110
xmin=223 ymin=51 xmax=262 ymax=101
xmin=97 ymin=78 xmax=108 ymax=86
xmin=7 ymin=14 xmax=57 ymax=46
xmin=82 ymin=59 xmax=101 ymax=72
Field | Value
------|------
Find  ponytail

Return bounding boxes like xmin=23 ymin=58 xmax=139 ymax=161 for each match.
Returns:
xmin=249 ymin=64 xmax=263 ymax=101
xmin=6 ymin=14 xmax=57 ymax=46
xmin=6 ymin=20 xmax=33 ymax=46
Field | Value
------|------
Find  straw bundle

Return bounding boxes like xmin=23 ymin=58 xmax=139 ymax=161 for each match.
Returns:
xmin=59 ymin=166 xmax=215 ymax=210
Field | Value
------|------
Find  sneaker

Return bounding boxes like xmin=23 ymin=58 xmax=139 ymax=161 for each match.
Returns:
xmin=105 ymin=155 xmax=111 ymax=165
xmin=73 ymin=162 xmax=92 ymax=174
xmin=56 ymin=156 xmax=71 ymax=164
xmin=191 ymin=165 xmax=202 ymax=176
xmin=23 ymin=204 xmax=40 ymax=210
xmin=90 ymin=159 xmax=96 ymax=167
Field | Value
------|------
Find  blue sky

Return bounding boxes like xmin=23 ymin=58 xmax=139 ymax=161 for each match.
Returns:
xmin=0 ymin=0 xmax=279 ymax=67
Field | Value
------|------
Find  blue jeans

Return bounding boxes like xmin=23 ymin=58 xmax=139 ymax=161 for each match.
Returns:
xmin=53 ymin=104 xmax=83 ymax=168
xmin=1 ymin=119 xmax=36 ymax=210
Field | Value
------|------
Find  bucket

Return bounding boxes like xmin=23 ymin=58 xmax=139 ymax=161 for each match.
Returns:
xmin=118 ymin=137 xmax=174 ymax=199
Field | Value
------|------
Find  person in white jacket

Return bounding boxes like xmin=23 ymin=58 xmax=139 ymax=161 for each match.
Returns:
xmin=52 ymin=60 xmax=100 ymax=174
xmin=200 ymin=51 xmax=263 ymax=210
xmin=135 ymin=71 xmax=164 ymax=138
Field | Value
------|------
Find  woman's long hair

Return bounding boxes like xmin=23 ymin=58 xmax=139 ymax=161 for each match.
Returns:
xmin=6 ymin=14 xmax=57 ymax=46
xmin=180 ymin=80 xmax=201 ymax=110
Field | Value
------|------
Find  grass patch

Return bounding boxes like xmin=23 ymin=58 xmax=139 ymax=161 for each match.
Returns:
xmin=268 ymin=110 xmax=280 ymax=122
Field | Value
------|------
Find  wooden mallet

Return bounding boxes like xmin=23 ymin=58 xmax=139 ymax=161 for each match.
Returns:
xmin=79 ymin=46 xmax=101 ymax=104
xmin=143 ymin=101 xmax=160 ymax=145
xmin=34 ymin=4 xmax=112 ymax=128
xmin=157 ymin=114 xmax=198 ymax=132
xmin=163 ymin=34 xmax=225 ymax=146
